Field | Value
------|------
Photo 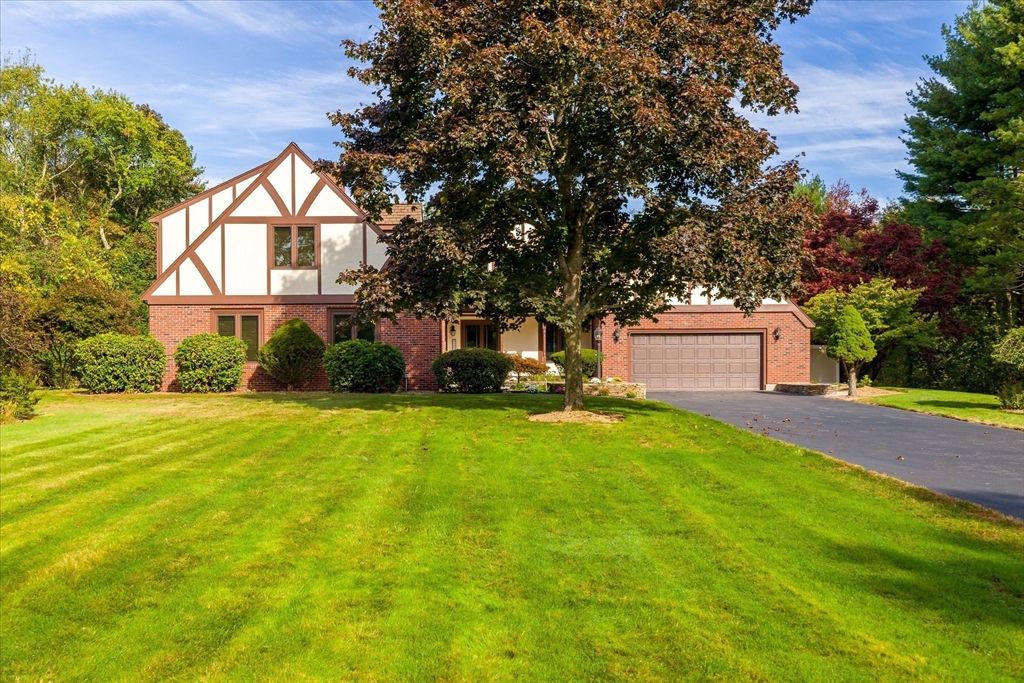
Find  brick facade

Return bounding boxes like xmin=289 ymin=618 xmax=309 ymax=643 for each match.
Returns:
xmin=601 ymin=310 xmax=811 ymax=387
xmin=149 ymin=305 xmax=441 ymax=391
xmin=149 ymin=305 xmax=805 ymax=393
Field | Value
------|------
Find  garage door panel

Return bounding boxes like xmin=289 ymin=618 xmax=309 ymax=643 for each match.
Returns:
xmin=632 ymin=332 xmax=761 ymax=390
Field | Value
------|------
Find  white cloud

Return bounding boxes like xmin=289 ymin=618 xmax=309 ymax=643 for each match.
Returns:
xmin=3 ymin=0 xmax=376 ymax=42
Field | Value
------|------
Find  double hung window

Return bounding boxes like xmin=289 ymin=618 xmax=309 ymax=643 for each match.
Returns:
xmin=273 ymin=225 xmax=316 ymax=268
xmin=215 ymin=311 xmax=261 ymax=361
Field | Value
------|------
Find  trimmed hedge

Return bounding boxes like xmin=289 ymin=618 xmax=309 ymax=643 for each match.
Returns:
xmin=548 ymin=349 xmax=604 ymax=378
xmin=256 ymin=318 xmax=325 ymax=390
xmin=174 ymin=333 xmax=248 ymax=393
xmin=323 ymin=340 xmax=405 ymax=393
xmin=992 ymin=328 xmax=1024 ymax=410
xmin=76 ymin=333 xmax=165 ymax=393
xmin=432 ymin=348 xmax=513 ymax=393
xmin=0 ymin=371 xmax=39 ymax=421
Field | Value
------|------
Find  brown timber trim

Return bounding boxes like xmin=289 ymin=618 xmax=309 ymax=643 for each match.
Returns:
xmin=189 ymin=254 xmax=221 ymax=295
xmin=148 ymin=294 xmax=357 ymax=305
xmin=262 ymin=179 xmax=292 ymax=218
xmin=221 ymin=215 xmax=361 ymax=224
xmin=297 ymin=180 xmax=327 ymax=216
xmin=626 ymin=328 xmax=768 ymax=390
xmin=149 ymin=163 xmax=271 ymax=222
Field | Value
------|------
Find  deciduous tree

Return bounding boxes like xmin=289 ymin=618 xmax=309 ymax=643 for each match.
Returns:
xmin=827 ymin=305 xmax=875 ymax=396
xmin=326 ymin=0 xmax=814 ymax=410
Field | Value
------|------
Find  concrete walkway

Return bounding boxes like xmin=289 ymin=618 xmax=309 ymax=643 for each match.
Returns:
xmin=651 ymin=391 xmax=1024 ymax=520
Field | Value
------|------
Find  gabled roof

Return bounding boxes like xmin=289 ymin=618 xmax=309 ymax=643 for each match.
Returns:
xmin=142 ymin=142 xmax=380 ymax=302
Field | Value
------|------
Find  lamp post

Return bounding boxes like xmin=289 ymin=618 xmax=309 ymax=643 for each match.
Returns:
xmin=594 ymin=324 xmax=603 ymax=380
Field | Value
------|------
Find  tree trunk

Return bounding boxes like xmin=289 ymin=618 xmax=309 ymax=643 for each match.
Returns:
xmin=561 ymin=320 xmax=585 ymax=411
xmin=846 ymin=362 xmax=858 ymax=396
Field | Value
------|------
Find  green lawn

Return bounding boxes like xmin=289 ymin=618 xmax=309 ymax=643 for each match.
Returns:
xmin=860 ymin=387 xmax=1024 ymax=430
xmin=2 ymin=392 xmax=1022 ymax=682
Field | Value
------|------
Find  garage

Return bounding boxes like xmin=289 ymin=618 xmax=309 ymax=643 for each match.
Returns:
xmin=630 ymin=333 xmax=762 ymax=390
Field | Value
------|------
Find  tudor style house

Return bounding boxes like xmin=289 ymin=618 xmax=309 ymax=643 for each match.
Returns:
xmin=144 ymin=144 xmax=812 ymax=391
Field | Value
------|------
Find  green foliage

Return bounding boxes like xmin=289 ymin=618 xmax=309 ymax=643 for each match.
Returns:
xmin=803 ymin=279 xmax=936 ymax=386
xmin=174 ymin=334 xmax=247 ymax=393
xmin=75 ymin=333 xmax=165 ymax=393
xmin=507 ymin=354 xmax=549 ymax=378
xmin=992 ymin=327 xmax=1024 ymax=410
xmin=827 ymin=306 xmax=876 ymax=366
xmin=323 ymin=340 xmax=405 ymax=393
xmin=792 ymin=174 xmax=828 ymax=215
xmin=548 ymin=349 xmax=603 ymax=379
xmin=432 ymin=349 xmax=513 ymax=393
xmin=0 ymin=55 xmax=203 ymax=381
xmin=991 ymin=327 xmax=1024 ymax=373
xmin=332 ymin=1 xmax=815 ymax=410
xmin=899 ymin=0 xmax=1023 ymax=329
xmin=256 ymin=319 xmax=326 ymax=390
xmin=0 ymin=370 xmax=39 ymax=421
xmin=995 ymin=382 xmax=1024 ymax=411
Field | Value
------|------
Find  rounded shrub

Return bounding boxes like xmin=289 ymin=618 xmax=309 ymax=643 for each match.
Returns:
xmin=548 ymin=349 xmax=603 ymax=378
xmin=324 ymin=340 xmax=405 ymax=393
xmin=174 ymin=333 xmax=248 ymax=393
xmin=256 ymin=318 xmax=325 ymax=390
xmin=76 ymin=333 xmax=165 ymax=393
xmin=432 ymin=348 xmax=513 ymax=393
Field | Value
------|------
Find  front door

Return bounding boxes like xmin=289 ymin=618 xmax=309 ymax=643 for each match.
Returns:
xmin=462 ymin=322 xmax=498 ymax=350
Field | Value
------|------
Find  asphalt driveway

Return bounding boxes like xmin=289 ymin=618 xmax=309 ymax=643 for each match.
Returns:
xmin=652 ymin=391 xmax=1024 ymax=520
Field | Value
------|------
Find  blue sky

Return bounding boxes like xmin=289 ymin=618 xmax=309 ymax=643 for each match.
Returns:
xmin=2 ymin=0 xmax=970 ymax=201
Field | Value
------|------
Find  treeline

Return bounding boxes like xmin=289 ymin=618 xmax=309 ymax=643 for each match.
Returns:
xmin=795 ymin=0 xmax=1022 ymax=396
xmin=0 ymin=56 xmax=204 ymax=390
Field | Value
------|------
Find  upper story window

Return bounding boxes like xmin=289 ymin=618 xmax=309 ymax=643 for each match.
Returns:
xmin=273 ymin=225 xmax=316 ymax=268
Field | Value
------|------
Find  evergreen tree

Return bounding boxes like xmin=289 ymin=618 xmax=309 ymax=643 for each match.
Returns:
xmin=827 ymin=305 xmax=876 ymax=396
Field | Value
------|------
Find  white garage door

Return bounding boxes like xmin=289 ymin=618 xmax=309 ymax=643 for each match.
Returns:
xmin=631 ymin=333 xmax=762 ymax=390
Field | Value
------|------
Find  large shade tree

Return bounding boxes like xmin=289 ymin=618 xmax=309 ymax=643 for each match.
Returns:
xmin=327 ymin=0 xmax=815 ymax=410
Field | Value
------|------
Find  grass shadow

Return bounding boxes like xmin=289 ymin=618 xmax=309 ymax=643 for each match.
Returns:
xmin=910 ymin=399 xmax=999 ymax=411
xmin=236 ymin=390 xmax=672 ymax=419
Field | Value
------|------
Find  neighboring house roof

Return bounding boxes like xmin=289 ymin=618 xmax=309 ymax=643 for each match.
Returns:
xmin=375 ymin=203 xmax=422 ymax=231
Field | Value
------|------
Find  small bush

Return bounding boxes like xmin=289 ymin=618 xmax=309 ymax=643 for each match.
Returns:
xmin=174 ymin=334 xmax=248 ymax=393
xmin=0 ymin=371 xmax=39 ymax=421
xmin=76 ymin=333 xmax=165 ymax=393
xmin=625 ymin=391 xmax=637 ymax=399
xmin=996 ymin=381 xmax=1024 ymax=411
xmin=432 ymin=349 xmax=513 ymax=393
xmin=507 ymin=354 xmax=549 ymax=378
xmin=256 ymin=318 xmax=325 ymax=390
xmin=598 ymin=387 xmax=610 ymax=396
xmin=548 ymin=349 xmax=604 ymax=378
xmin=324 ymin=340 xmax=405 ymax=393
xmin=992 ymin=328 xmax=1024 ymax=410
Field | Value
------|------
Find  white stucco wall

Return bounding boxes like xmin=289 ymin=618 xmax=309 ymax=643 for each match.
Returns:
xmin=502 ymin=318 xmax=540 ymax=359
xmin=195 ymin=226 xmax=222 ymax=288
xmin=320 ymin=223 xmax=362 ymax=294
xmin=161 ymin=210 xmax=186 ymax=273
xmin=178 ymin=257 xmax=210 ymax=296
xmin=224 ymin=224 xmax=268 ymax=295
xmin=188 ymin=199 xmax=209 ymax=244
xmin=271 ymin=270 xmax=318 ymax=295
xmin=268 ymin=157 xmax=294 ymax=214
xmin=233 ymin=184 xmax=281 ymax=217
xmin=308 ymin=186 xmax=356 ymax=217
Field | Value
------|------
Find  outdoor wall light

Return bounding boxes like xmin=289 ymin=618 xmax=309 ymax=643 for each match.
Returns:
xmin=773 ymin=326 xmax=782 ymax=341
xmin=613 ymin=327 xmax=621 ymax=343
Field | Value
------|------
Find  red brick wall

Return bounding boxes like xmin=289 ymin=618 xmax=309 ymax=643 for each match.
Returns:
xmin=149 ymin=305 xmax=441 ymax=391
xmin=601 ymin=311 xmax=811 ymax=386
